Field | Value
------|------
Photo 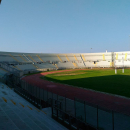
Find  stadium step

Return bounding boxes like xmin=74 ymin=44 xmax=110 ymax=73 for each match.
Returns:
xmin=36 ymin=55 xmax=44 ymax=62
xmin=0 ymin=67 xmax=8 ymax=73
xmin=81 ymin=54 xmax=86 ymax=61
xmin=0 ymin=105 xmax=21 ymax=130
xmin=102 ymin=54 xmax=105 ymax=61
xmin=1 ymin=95 xmax=60 ymax=130
xmin=9 ymin=54 xmax=19 ymax=62
xmin=12 ymin=65 xmax=21 ymax=71
xmin=57 ymin=55 xmax=62 ymax=62
xmin=0 ymin=83 xmax=68 ymax=130
xmin=65 ymin=55 xmax=70 ymax=61
xmin=125 ymin=53 xmax=127 ymax=60
xmin=74 ymin=55 xmax=78 ymax=61
xmin=0 ymin=102 xmax=32 ymax=130
xmin=54 ymin=64 xmax=58 ymax=69
xmin=19 ymin=54 xmax=28 ymax=62
xmin=32 ymin=64 xmax=39 ymax=69
xmin=72 ymin=62 xmax=78 ymax=68
xmin=28 ymin=55 xmax=36 ymax=62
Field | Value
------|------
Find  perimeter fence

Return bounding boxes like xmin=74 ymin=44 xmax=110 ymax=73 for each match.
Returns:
xmin=4 ymin=75 xmax=130 ymax=130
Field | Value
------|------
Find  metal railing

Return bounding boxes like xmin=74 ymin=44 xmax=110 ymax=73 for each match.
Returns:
xmin=3 ymin=75 xmax=130 ymax=130
xmin=0 ymin=63 xmax=21 ymax=76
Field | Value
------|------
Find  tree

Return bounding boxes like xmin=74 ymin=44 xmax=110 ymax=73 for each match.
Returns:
xmin=0 ymin=0 xmax=2 ymax=4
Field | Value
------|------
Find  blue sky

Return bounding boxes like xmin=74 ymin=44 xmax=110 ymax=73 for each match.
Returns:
xmin=0 ymin=0 xmax=130 ymax=53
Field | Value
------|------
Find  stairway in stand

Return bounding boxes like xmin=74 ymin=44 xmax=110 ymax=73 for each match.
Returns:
xmin=0 ymin=83 xmax=68 ymax=130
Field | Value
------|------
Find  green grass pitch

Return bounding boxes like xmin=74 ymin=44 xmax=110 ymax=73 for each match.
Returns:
xmin=41 ymin=69 xmax=130 ymax=98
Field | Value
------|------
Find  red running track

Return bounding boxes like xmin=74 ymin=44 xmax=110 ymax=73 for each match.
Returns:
xmin=22 ymin=70 xmax=130 ymax=116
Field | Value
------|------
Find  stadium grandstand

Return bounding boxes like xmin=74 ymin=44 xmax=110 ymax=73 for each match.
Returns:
xmin=1 ymin=51 xmax=130 ymax=75
xmin=0 ymin=51 xmax=130 ymax=130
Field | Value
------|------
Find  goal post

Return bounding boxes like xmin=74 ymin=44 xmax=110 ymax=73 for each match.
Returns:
xmin=115 ymin=53 xmax=125 ymax=74
xmin=122 ymin=57 xmax=124 ymax=73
